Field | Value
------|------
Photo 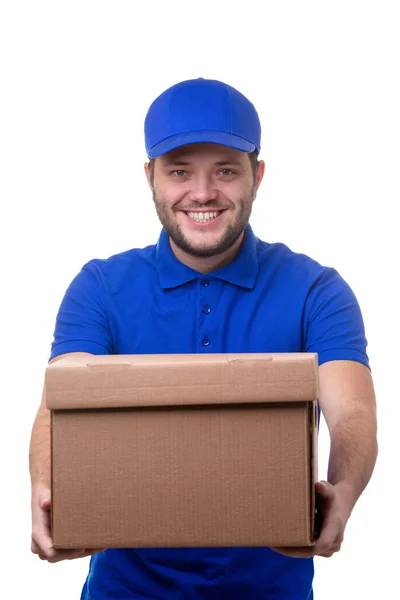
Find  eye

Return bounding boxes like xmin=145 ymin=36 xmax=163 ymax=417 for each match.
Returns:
xmin=218 ymin=168 xmax=235 ymax=176
xmin=170 ymin=169 xmax=187 ymax=177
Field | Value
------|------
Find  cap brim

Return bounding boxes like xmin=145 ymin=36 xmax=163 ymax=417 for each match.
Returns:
xmin=147 ymin=130 xmax=255 ymax=158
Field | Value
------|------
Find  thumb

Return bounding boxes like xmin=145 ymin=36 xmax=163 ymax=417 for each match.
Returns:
xmin=40 ymin=491 xmax=51 ymax=511
xmin=315 ymin=480 xmax=334 ymax=499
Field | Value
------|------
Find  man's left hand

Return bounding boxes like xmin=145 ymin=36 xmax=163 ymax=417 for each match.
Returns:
xmin=271 ymin=480 xmax=353 ymax=559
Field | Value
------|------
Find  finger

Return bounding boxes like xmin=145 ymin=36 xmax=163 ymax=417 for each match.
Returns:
xmin=46 ymin=548 xmax=105 ymax=563
xmin=34 ymin=486 xmax=51 ymax=511
xmin=32 ymin=524 xmax=53 ymax=556
xmin=318 ymin=551 xmax=334 ymax=558
xmin=40 ymin=496 xmax=51 ymax=511
xmin=32 ymin=537 xmax=63 ymax=562
xmin=318 ymin=535 xmax=342 ymax=557
xmin=315 ymin=529 xmax=338 ymax=555
xmin=46 ymin=548 xmax=87 ymax=563
xmin=32 ymin=500 xmax=53 ymax=553
xmin=315 ymin=527 xmax=343 ymax=556
xmin=315 ymin=480 xmax=335 ymax=501
xmin=31 ymin=538 xmax=41 ymax=555
xmin=271 ymin=547 xmax=315 ymax=559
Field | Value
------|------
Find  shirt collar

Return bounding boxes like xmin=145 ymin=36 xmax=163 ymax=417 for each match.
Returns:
xmin=156 ymin=224 xmax=259 ymax=290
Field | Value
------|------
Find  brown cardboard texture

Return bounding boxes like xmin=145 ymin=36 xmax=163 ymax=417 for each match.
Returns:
xmin=46 ymin=353 xmax=319 ymax=550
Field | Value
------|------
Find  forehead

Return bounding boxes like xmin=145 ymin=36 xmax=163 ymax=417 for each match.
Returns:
xmin=158 ymin=143 xmax=249 ymax=166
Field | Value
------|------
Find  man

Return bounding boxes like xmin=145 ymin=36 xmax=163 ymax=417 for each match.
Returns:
xmin=29 ymin=77 xmax=378 ymax=599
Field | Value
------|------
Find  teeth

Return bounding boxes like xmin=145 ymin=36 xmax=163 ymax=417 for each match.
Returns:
xmin=187 ymin=211 xmax=220 ymax=223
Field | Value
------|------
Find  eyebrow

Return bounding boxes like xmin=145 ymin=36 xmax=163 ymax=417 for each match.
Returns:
xmin=162 ymin=159 xmax=242 ymax=168
xmin=162 ymin=160 xmax=191 ymax=167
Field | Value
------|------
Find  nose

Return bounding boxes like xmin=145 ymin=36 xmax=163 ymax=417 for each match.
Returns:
xmin=188 ymin=174 xmax=218 ymax=204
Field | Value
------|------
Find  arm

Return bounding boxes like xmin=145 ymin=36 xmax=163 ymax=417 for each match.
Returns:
xmin=30 ymin=352 xmax=98 ymax=562
xmin=319 ymin=359 xmax=378 ymax=512
xmin=31 ymin=261 xmax=113 ymax=562
xmin=273 ymin=359 xmax=378 ymax=558
xmin=29 ymin=353 xmax=73 ymax=494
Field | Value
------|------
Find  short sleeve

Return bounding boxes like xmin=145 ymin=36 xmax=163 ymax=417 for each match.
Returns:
xmin=49 ymin=260 xmax=114 ymax=361
xmin=303 ymin=267 xmax=370 ymax=370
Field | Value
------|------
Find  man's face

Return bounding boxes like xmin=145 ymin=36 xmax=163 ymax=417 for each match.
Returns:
xmin=145 ymin=143 xmax=264 ymax=258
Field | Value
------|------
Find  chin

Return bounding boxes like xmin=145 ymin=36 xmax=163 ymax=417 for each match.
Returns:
xmin=182 ymin=240 xmax=229 ymax=258
xmin=184 ymin=235 xmax=223 ymax=253
xmin=169 ymin=222 xmax=242 ymax=258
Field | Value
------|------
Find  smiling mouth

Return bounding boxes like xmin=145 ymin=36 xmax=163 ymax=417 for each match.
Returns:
xmin=186 ymin=211 xmax=222 ymax=223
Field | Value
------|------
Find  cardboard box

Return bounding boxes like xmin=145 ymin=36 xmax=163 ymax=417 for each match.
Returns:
xmin=45 ymin=352 xmax=319 ymax=549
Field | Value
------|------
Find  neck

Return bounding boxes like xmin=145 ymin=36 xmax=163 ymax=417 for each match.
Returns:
xmin=169 ymin=233 xmax=244 ymax=274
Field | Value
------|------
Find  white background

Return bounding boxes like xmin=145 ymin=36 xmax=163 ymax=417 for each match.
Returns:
xmin=1 ymin=1 xmax=399 ymax=598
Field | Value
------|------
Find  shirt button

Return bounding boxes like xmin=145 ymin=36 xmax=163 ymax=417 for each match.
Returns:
xmin=201 ymin=279 xmax=210 ymax=287
xmin=202 ymin=337 xmax=210 ymax=347
xmin=202 ymin=304 xmax=211 ymax=314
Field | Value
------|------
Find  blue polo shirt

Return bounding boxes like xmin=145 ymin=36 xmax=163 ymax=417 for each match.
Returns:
xmin=49 ymin=225 xmax=369 ymax=600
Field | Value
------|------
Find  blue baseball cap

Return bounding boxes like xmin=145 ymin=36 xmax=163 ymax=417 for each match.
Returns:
xmin=144 ymin=78 xmax=261 ymax=158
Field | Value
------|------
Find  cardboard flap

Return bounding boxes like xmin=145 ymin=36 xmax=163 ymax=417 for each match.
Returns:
xmin=45 ymin=352 xmax=319 ymax=410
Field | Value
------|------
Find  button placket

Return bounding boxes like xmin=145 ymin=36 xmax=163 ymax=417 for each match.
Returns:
xmin=198 ymin=278 xmax=213 ymax=350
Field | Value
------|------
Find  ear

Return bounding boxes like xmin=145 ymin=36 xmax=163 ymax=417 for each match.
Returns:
xmin=144 ymin=162 xmax=152 ymax=188
xmin=253 ymin=160 xmax=265 ymax=199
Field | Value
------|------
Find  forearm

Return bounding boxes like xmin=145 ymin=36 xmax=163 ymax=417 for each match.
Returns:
xmin=327 ymin=405 xmax=378 ymax=509
xmin=29 ymin=386 xmax=51 ymax=491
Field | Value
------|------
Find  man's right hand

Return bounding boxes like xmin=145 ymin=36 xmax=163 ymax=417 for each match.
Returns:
xmin=31 ymin=484 xmax=100 ymax=563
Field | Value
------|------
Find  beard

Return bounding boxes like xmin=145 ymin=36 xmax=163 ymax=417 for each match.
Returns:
xmin=152 ymin=191 xmax=255 ymax=258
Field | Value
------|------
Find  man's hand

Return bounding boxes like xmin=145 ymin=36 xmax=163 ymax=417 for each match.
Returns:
xmin=271 ymin=480 xmax=353 ymax=559
xmin=31 ymin=484 xmax=102 ymax=563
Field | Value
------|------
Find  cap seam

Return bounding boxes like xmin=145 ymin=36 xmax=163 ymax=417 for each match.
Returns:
xmin=224 ymin=85 xmax=233 ymax=134
xmin=168 ymin=86 xmax=178 ymax=135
